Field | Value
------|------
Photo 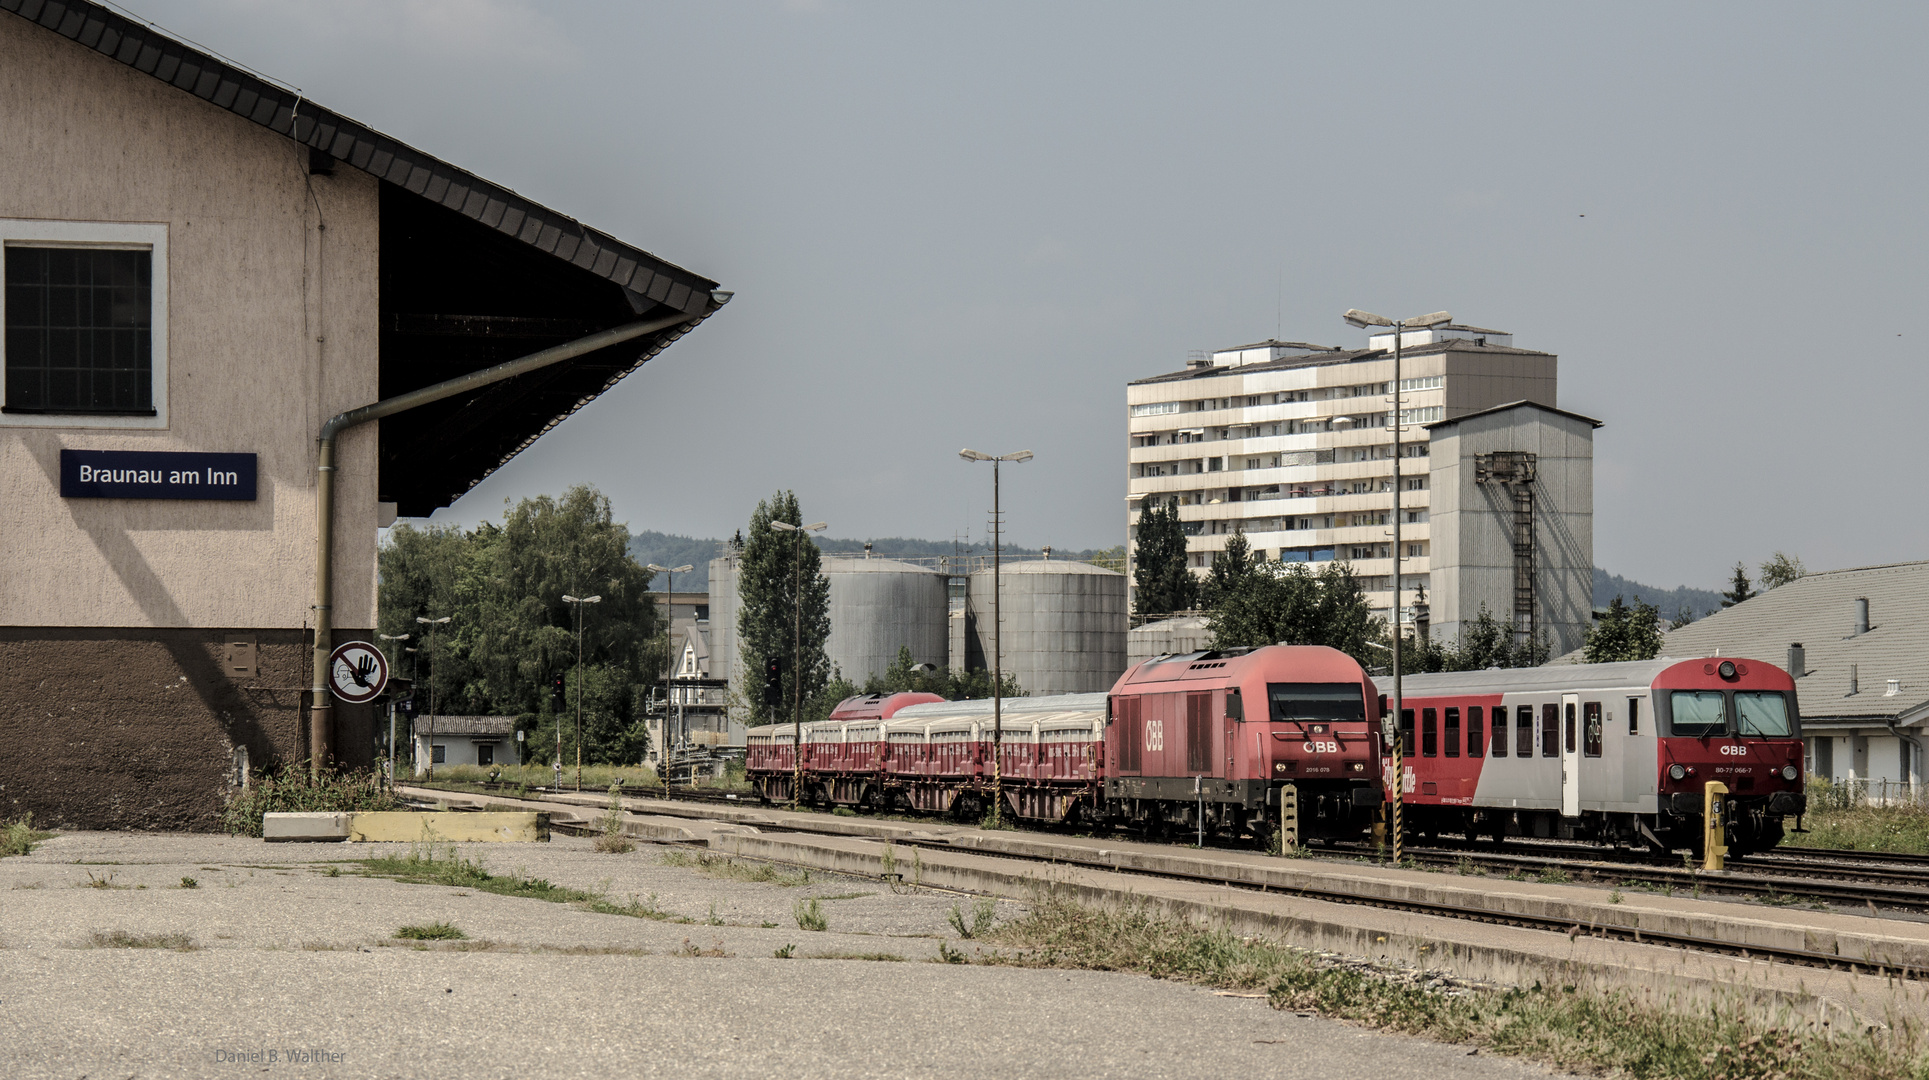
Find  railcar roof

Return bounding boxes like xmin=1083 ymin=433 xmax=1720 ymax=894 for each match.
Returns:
xmin=1390 ymin=658 xmax=1767 ymax=698
xmin=890 ymin=693 xmax=1108 ymax=722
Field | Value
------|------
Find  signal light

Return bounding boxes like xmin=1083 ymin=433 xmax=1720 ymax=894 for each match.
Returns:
xmin=763 ymin=656 xmax=785 ymax=713
xmin=551 ymin=673 xmax=567 ymax=714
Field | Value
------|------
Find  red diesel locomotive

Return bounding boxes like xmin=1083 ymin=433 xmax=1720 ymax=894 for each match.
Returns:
xmin=1105 ymin=645 xmax=1381 ymax=843
xmin=1388 ymin=657 xmax=1805 ymax=854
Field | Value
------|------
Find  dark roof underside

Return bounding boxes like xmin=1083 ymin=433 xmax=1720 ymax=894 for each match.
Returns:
xmin=6 ymin=0 xmax=723 ymax=515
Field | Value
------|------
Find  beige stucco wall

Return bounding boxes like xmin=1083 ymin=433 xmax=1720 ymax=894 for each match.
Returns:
xmin=0 ymin=15 xmax=380 ymax=630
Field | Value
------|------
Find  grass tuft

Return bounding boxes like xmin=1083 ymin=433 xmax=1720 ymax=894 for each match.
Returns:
xmin=660 ymin=849 xmax=810 ymax=886
xmin=594 ymin=783 xmax=636 ymax=854
xmin=394 ymin=921 xmax=466 ymax=941
xmin=948 ymin=897 xmax=998 ymax=939
xmin=2 ymin=814 xmax=53 ymax=857
xmin=794 ymin=897 xmax=828 ymax=932
xmin=92 ymin=930 xmax=196 ymax=950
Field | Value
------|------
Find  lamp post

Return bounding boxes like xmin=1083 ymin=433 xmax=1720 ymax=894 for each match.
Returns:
xmin=960 ymin=448 xmax=1032 ymax=826
xmin=1340 ymin=308 xmax=1450 ymax=865
xmin=646 ymin=563 xmax=695 ymax=785
xmin=378 ymin=632 xmax=410 ymax=788
xmin=769 ymin=520 xmax=826 ymax=807
xmin=413 ymin=615 xmax=451 ymax=779
xmin=561 ymin=594 xmax=602 ymax=790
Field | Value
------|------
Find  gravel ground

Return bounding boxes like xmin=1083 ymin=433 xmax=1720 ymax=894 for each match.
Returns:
xmin=0 ymin=830 xmax=1555 ymax=1080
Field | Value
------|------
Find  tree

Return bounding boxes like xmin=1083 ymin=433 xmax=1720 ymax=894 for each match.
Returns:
xmin=1206 ymin=559 xmax=1384 ymax=667
xmin=1086 ymin=545 xmax=1126 ymax=574
xmin=1584 ymin=595 xmax=1664 ymax=664
xmin=1132 ymin=498 xmax=1196 ymax=617
xmin=1759 ymin=552 xmax=1805 ymax=591
xmin=377 ymin=485 xmax=666 ymax=767
xmin=737 ymin=491 xmax=832 ymax=726
xmin=1720 ymin=562 xmax=1754 ymax=608
xmin=1392 ymin=604 xmax=1548 ymax=673
xmin=1669 ymin=606 xmax=1697 ymax=631
xmin=1200 ymin=529 xmax=1257 ymax=610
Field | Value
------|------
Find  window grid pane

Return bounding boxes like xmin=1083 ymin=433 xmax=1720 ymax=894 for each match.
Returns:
xmin=4 ymin=247 xmax=153 ymax=414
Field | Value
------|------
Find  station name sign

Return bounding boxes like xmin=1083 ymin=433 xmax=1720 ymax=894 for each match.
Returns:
xmin=60 ymin=449 xmax=257 ymax=501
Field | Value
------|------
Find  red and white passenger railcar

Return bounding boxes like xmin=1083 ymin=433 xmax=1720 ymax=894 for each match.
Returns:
xmin=1107 ymin=646 xmax=1381 ymax=843
xmin=1390 ymin=658 xmax=1805 ymax=853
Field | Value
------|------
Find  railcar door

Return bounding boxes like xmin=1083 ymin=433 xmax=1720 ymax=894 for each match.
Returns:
xmin=1560 ymin=693 xmax=1581 ymax=817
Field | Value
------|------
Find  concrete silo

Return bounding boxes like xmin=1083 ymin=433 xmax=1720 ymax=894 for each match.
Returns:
xmin=706 ymin=551 xmax=739 ymax=693
xmin=966 ymin=560 xmax=1127 ymax=695
xmin=823 ymin=557 xmax=949 ymax=685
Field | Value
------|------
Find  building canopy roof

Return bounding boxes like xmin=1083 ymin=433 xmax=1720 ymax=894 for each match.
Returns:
xmin=415 ymin=716 xmax=517 ymax=737
xmin=1647 ymin=562 xmax=1929 ymax=727
xmin=6 ymin=0 xmax=723 ymax=515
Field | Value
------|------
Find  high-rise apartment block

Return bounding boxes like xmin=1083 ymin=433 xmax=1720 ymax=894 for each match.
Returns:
xmin=1126 ymin=322 xmax=1597 ymax=655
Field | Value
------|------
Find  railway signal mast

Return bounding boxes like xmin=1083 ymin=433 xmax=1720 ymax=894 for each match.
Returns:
xmin=1341 ymin=308 xmax=1451 ymax=865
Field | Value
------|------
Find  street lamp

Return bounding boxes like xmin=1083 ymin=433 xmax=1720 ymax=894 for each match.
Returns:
xmin=647 ymin=563 xmax=695 ymax=786
xmin=378 ymin=632 xmax=410 ymax=788
xmin=769 ymin=520 xmax=826 ymax=807
xmin=1340 ymin=307 xmax=1450 ymax=865
xmin=960 ymin=447 xmax=1032 ymax=826
xmin=414 ymin=615 xmax=452 ymax=779
xmin=561 ymin=595 xmax=602 ymax=791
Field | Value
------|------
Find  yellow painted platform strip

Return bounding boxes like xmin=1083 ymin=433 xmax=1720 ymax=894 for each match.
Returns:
xmin=347 ymin=811 xmax=548 ymax=843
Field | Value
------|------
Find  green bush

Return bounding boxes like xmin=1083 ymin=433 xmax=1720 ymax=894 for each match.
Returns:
xmin=221 ymin=766 xmax=401 ymax=837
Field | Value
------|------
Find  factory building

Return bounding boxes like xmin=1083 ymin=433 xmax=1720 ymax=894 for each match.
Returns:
xmin=1125 ymin=322 xmax=1597 ymax=656
xmin=0 ymin=2 xmax=722 ymax=829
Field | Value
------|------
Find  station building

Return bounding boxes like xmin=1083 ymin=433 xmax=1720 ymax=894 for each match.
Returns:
xmin=0 ymin=1 xmax=723 ymax=829
xmin=1125 ymin=323 xmax=1597 ymax=655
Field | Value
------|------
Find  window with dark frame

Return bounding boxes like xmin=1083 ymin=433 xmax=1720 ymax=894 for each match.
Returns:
xmin=1583 ymin=702 xmax=1603 ymax=757
xmin=1421 ymin=708 xmax=1437 ymax=757
xmin=1400 ymin=709 xmax=1415 ymax=757
xmin=1468 ymin=706 xmax=1484 ymax=758
xmin=1443 ymin=708 xmax=1460 ymax=758
xmin=1540 ymin=704 xmax=1558 ymax=758
xmin=1564 ymin=702 xmax=1577 ymax=754
xmin=1628 ymin=697 xmax=1640 ymax=736
xmin=4 ymin=246 xmax=154 ymax=415
xmin=431 ymin=744 xmax=446 ymax=764
xmin=1516 ymin=705 xmax=1533 ymax=757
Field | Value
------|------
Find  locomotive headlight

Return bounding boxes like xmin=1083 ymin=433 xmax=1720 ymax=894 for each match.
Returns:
xmin=1718 ymin=660 xmax=1738 ymax=680
xmin=1668 ymin=763 xmax=1687 ymax=781
xmin=1782 ymin=765 xmax=1799 ymax=781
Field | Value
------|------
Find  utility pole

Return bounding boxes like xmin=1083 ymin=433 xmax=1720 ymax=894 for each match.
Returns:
xmin=960 ymin=448 xmax=1032 ymax=826
xmin=413 ymin=615 xmax=451 ymax=779
xmin=770 ymin=520 xmax=825 ymax=808
xmin=562 ymin=593 xmax=601 ymax=791
xmin=646 ymin=563 xmax=694 ymax=783
xmin=1343 ymin=309 xmax=1450 ymax=866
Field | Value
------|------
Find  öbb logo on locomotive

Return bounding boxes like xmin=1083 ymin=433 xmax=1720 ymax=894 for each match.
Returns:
xmin=742 ymin=645 xmax=1805 ymax=856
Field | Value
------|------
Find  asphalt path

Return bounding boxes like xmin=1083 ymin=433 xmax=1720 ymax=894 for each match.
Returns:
xmin=0 ymin=832 xmax=1554 ymax=1080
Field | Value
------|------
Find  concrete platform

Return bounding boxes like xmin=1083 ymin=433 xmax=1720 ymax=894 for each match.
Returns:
xmin=404 ymin=783 xmax=1929 ymax=1026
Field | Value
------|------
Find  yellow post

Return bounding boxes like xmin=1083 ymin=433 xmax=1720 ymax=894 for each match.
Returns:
xmin=1279 ymin=782 xmax=1299 ymax=852
xmin=1703 ymin=780 xmax=1729 ymax=871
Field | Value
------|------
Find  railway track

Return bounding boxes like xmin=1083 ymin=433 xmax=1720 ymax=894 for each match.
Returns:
xmin=412 ymin=782 xmax=1929 ymax=982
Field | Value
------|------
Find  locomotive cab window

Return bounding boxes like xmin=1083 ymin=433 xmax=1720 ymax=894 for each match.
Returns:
xmin=1516 ymin=705 xmax=1533 ymax=757
xmin=1443 ymin=708 xmax=1460 ymax=758
xmin=1468 ymin=706 xmax=1484 ymax=758
xmin=1583 ymin=702 xmax=1603 ymax=757
xmin=1266 ymin=683 xmax=1367 ymax=725
xmin=1736 ymin=692 xmax=1792 ymax=738
xmin=1540 ymin=704 xmax=1559 ymax=758
xmin=1669 ymin=691 xmax=1727 ymax=737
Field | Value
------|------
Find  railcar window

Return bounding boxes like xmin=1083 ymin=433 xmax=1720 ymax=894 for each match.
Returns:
xmin=1400 ymin=710 xmax=1415 ymax=757
xmin=1444 ymin=708 xmax=1460 ymax=758
xmin=1669 ymin=691 xmax=1727 ymax=737
xmin=1565 ymin=703 xmax=1577 ymax=754
xmin=1628 ymin=697 xmax=1640 ymax=736
xmin=1422 ymin=708 xmax=1438 ymax=757
xmin=1266 ymin=683 xmax=1367 ymax=724
xmin=1516 ymin=706 xmax=1533 ymax=757
xmin=1541 ymin=705 xmax=1559 ymax=758
xmin=1468 ymin=706 xmax=1484 ymax=758
xmin=1736 ymin=692 xmax=1792 ymax=737
xmin=1583 ymin=702 xmax=1603 ymax=757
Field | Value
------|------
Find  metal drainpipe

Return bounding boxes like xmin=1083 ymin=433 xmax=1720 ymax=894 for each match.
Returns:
xmin=305 ymin=301 xmax=727 ymax=776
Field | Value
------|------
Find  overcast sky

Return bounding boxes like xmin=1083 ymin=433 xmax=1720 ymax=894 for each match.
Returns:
xmin=131 ymin=1 xmax=1928 ymax=590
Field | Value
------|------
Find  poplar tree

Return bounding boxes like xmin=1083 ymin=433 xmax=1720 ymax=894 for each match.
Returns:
xmin=736 ymin=491 xmax=832 ymax=725
xmin=1720 ymin=562 xmax=1755 ymax=608
xmin=1132 ymin=498 xmax=1197 ymax=617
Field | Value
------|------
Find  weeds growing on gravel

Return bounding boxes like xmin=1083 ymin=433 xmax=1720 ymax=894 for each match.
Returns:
xmin=948 ymin=898 xmax=997 ymax=939
xmin=361 ymin=843 xmax=687 ymax=923
xmin=594 ymin=783 xmax=635 ymax=854
xmin=2 ymin=813 xmax=52 ymax=857
xmin=91 ymin=930 xmax=196 ymax=950
xmin=660 ymin=849 xmax=810 ymax=886
xmin=794 ymin=897 xmax=828 ymax=932
xmin=972 ymin=892 xmax=1928 ymax=1080
xmin=394 ymin=921 xmax=466 ymax=941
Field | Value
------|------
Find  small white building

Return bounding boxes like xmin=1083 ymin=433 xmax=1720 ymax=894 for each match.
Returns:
xmin=414 ymin=716 xmax=521 ymax=774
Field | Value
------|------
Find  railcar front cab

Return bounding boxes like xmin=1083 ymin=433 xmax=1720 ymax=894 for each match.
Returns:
xmin=1654 ymin=658 xmax=1806 ymax=854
